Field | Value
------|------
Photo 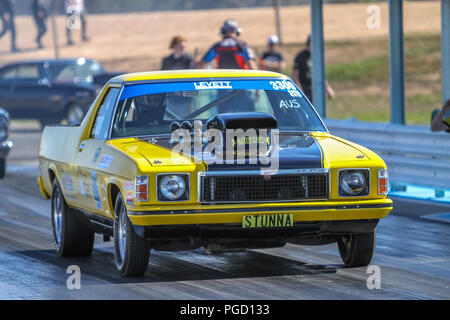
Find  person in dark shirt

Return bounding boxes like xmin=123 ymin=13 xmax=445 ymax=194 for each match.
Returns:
xmin=161 ymin=36 xmax=193 ymax=70
xmin=195 ymin=19 xmax=257 ymax=70
xmin=31 ymin=0 xmax=48 ymax=49
xmin=0 ymin=0 xmax=17 ymax=52
xmin=260 ymin=34 xmax=285 ymax=73
xmin=292 ymin=35 xmax=334 ymax=103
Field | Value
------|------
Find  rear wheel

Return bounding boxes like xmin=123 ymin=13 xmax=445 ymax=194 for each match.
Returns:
xmin=51 ymin=180 xmax=94 ymax=256
xmin=338 ymin=231 xmax=375 ymax=267
xmin=113 ymin=193 xmax=149 ymax=276
xmin=0 ymin=158 xmax=5 ymax=178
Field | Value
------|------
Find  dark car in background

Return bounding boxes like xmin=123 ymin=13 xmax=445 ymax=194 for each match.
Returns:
xmin=0 ymin=58 xmax=121 ymax=127
xmin=0 ymin=108 xmax=13 ymax=178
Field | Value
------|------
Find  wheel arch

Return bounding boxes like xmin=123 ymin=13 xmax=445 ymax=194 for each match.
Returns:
xmin=108 ymin=182 xmax=122 ymax=219
xmin=47 ymin=164 xmax=59 ymax=196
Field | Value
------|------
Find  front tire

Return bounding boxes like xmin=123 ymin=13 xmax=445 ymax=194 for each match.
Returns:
xmin=113 ymin=193 xmax=149 ymax=276
xmin=338 ymin=231 xmax=375 ymax=267
xmin=0 ymin=158 xmax=5 ymax=178
xmin=51 ymin=180 xmax=94 ymax=256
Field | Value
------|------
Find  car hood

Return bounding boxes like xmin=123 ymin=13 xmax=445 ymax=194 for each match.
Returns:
xmin=109 ymin=132 xmax=373 ymax=172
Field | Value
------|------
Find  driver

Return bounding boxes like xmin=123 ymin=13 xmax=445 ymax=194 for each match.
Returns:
xmin=134 ymin=93 xmax=167 ymax=127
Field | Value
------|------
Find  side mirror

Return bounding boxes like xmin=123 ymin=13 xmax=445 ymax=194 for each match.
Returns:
xmin=443 ymin=111 xmax=450 ymax=128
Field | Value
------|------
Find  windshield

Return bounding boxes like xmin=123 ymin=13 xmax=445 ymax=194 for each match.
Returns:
xmin=111 ymin=79 xmax=326 ymax=138
xmin=47 ymin=59 xmax=104 ymax=85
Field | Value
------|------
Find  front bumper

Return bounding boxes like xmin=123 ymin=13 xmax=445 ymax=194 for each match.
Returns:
xmin=133 ymin=219 xmax=380 ymax=241
xmin=0 ymin=140 xmax=13 ymax=158
xmin=127 ymin=198 xmax=393 ymax=227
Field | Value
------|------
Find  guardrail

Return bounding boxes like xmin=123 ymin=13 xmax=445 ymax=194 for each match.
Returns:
xmin=325 ymin=119 xmax=450 ymax=189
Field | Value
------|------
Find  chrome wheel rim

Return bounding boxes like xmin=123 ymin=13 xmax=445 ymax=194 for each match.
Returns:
xmin=118 ymin=205 xmax=127 ymax=262
xmin=53 ymin=189 xmax=63 ymax=245
xmin=67 ymin=105 xmax=84 ymax=126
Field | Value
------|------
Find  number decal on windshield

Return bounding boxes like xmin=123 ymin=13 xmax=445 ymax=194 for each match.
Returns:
xmin=270 ymin=80 xmax=302 ymax=97
xmin=270 ymin=80 xmax=295 ymax=91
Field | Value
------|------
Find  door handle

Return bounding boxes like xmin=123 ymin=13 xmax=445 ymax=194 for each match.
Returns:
xmin=78 ymin=143 xmax=85 ymax=152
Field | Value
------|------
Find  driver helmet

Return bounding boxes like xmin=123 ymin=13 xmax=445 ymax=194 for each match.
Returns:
xmin=220 ymin=19 xmax=242 ymax=36
xmin=135 ymin=93 xmax=167 ymax=122
xmin=268 ymin=34 xmax=280 ymax=45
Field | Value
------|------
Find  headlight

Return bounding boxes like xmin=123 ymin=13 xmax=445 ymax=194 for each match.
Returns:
xmin=339 ymin=170 xmax=369 ymax=196
xmin=158 ymin=174 xmax=188 ymax=201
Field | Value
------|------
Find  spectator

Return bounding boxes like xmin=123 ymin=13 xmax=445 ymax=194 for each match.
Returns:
xmin=161 ymin=36 xmax=193 ymax=70
xmin=195 ymin=19 xmax=257 ymax=70
xmin=292 ymin=35 xmax=334 ymax=103
xmin=431 ymin=99 xmax=450 ymax=132
xmin=0 ymin=0 xmax=17 ymax=52
xmin=31 ymin=0 xmax=48 ymax=49
xmin=260 ymin=35 xmax=285 ymax=73
xmin=65 ymin=0 xmax=88 ymax=46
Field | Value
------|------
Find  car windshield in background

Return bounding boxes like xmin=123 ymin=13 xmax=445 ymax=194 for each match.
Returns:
xmin=47 ymin=59 xmax=104 ymax=85
xmin=111 ymin=79 xmax=326 ymax=138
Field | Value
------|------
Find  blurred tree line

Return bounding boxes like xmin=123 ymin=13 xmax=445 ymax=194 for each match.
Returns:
xmin=12 ymin=0 xmax=383 ymax=15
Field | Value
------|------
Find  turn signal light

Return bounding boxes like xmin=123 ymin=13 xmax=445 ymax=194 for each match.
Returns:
xmin=135 ymin=175 xmax=149 ymax=201
xmin=378 ymin=169 xmax=389 ymax=195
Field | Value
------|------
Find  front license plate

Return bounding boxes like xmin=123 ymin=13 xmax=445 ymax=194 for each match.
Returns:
xmin=242 ymin=214 xmax=294 ymax=228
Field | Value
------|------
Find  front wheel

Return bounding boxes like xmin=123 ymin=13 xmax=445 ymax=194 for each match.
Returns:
xmin=337 ymin=231 xmax=375 ymax=267
xmin=51 ymin=180 xmax=94 ymax=256
xmin=113 ymin=193 xmax=149 ymax=276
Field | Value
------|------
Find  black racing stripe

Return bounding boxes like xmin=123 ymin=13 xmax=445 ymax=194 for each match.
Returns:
xmin=128 ymin=203 xmax=393 ymax=216
xmin=311 ymin=134 xmax=324 ymax=168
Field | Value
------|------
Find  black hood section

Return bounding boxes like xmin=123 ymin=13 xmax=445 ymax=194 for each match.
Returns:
xmin=205 ymin=133 xmax=323 ymax=171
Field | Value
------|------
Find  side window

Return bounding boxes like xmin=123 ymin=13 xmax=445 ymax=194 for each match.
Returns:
xmin=0 ymin=67 xmax=17 ymax=86
xmin=0 ymin=67 xmax=16 ymax=80
xmin=91 ymin=87 xmax=120 ymax=140
xmin=16 ymin=65 xmax=41 ymax=79
xmin=14 ymin=65 xmax=43 ymax=85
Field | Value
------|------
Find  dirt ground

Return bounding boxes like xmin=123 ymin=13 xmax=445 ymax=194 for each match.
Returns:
xmin=0 ymin=1 xmax=441 ymax=71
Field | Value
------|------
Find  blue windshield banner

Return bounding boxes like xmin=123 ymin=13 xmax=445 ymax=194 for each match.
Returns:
xmin=119 ymin=79 xmax=302 ymax=101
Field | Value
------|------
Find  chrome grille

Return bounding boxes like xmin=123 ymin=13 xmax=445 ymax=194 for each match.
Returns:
xmin=199 ymin=170 xmax=329 ymax=203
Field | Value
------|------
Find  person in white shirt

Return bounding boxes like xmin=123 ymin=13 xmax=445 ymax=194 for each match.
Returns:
xmin=65 ymin=0 xmax=88 ymax=45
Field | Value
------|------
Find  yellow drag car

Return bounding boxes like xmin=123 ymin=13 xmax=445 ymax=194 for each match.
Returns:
xmin=38 ymin=70 xmax=392 ymax=276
